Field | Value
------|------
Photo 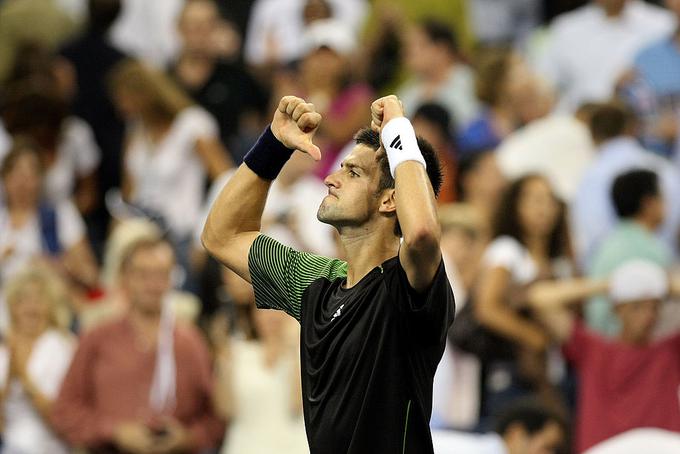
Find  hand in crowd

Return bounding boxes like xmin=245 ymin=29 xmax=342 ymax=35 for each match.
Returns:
xmin=113 ymin=421 xmax=157 ymax=454
xmin=271 ymin=96 xmax=322 ymax=160
xmin=152 ymin=417 xmax=193 ymax=454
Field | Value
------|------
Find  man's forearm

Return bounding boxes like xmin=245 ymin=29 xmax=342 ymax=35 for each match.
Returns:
xmin=201 ymin=164 xmax=272 ymax=274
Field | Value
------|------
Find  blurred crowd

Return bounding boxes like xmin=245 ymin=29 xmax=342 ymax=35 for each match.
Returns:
xmin=1 ymin=0 xmax=680 ymax=453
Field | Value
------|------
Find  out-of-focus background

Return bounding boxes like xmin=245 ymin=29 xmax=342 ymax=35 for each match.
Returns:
xmin=2 ymin=0 xmax=680 ymax=453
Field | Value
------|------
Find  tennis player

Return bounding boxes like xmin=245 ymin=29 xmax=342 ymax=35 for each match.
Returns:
xmin=202 ymin=94 xmax=455 ymax=453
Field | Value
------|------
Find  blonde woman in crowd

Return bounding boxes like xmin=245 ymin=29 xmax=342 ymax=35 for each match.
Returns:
xmin=109 ymin=59 xmax=231 ymax=280
xmin=0 ymin=265 xmax=76 ymax=454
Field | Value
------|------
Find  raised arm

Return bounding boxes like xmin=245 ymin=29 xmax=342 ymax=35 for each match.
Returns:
xmin=527 ymin=277 xmax=608 ymax=343
xmin=371 ymin=95 xmax=441 ymax=292
xmin=201 ymin=96 xmax=322 ymax=281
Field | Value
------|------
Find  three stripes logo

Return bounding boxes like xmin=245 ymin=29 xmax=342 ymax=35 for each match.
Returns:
xmin=389 ymin=135 xmax=403 ymax=151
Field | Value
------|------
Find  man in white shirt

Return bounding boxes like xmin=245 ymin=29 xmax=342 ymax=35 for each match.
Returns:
xmin=535 ymin=0 xmax=674 ymax=112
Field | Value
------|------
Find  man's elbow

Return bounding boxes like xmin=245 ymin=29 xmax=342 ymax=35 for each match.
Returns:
xmin=403 ymin=223 xmax=441 ymax=256
xmin=200 ymin=222 xmax=220 ymax=256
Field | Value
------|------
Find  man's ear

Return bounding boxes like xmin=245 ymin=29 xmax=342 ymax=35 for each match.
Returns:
xmin=378 ymin=188 xmax=397 ymax=214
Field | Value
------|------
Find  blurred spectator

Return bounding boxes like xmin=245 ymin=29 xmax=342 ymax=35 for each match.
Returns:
xmin=531 ymin=259 xmax=680 ymax=452
xmin=624 ymin=0 xmax=680 ymax=157
xmin=51 ymin=238 xmax=224 ymax=453
xmin=495 ymin=102 xmax=595 ymax=203
xmin=586 ymin=169 xmax=671 ymax=336
xmin=109 ymin=0 xmax=185 ymax=67
xmin=0 ymin=265 xmax=75 ymax=454
xmin=243 ymin=0 xmax=367 ymax=69
xmin=79 ymin=219 xmax=201 ymax=331
xmin=439 ymin=204 xmax=487 ymax=304
xmin=0 ymin=140 xmax=99 ymax=298
xmin=171 ymin=0 xmax=268 ymax=163
xmin=1 ymin=77 xmax=101 ymax=215
xmin=570 ymin=101 xmax=680 ymax=268
xmin=432 ymin=204 xmax=486 ymax=430
xmin=214 ymin=269 xmax=307 ymax=454
xmin=468 ymin=0 xmax=542 ymax=49
xmin=473 ymin=175 xmax=570 ymax=420
xmin=263 ymin=152 xmax=336 ymax=256
xmin=398 ymin=19 xmax=479 ymax=131
xmin=458 ymin=50 xmax=551 ymax=154
xmin=535 ymin=0 xmax=674 ymax=111
xmin=60 ymin=0 xmax=128 ymax=243
xmin=363 ymin=0 xmax=475 ymax=58
xmin=276 ymin=19 xmax=373 ymax=179
xmin=0 ymin=0 xmax=77 ymax=83
xmin=432 ymin=398 xmax=566 ymax=454
xmin=109 ymin=59 xmax=231 ymax=276
xmin=412 ymin=103 xmax=458 ymax=203
xmin=455 ymin=150 xmax=507 ymax=234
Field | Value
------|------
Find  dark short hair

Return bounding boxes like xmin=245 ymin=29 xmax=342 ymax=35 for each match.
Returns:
xmin=589 ymin=101 xmax=635 ymax=143
xmin=1 ymin=78 xmax=67 ymax=150
xmin=88 ymin=0 xmax=121 ymax=33
xmin=493 ymin=398 xmax=566 ymax=437
xmin=354 ymin=127 xmax=443 ymax=236
xmin=419 ymin=18 xmax=458 ymax=56
xmin=611 ymin=169 xmax=659 ymax=219
xmin=492 ymin=174 xmax=568 ymax=259
xmin=413 ymin=102 xmax=453 ymax=142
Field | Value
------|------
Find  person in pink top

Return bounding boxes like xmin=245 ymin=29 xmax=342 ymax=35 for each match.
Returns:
xmin=51 ymin=238 xmax=224 ymax=453
xmin=527 ymin=259 xmax=680 ymax=453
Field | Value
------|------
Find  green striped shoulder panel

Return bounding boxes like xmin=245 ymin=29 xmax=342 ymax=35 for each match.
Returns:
xmin=248 ymin=234 xmax=348 ymax=321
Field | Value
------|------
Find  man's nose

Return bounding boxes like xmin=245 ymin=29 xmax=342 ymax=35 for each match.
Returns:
xmin=324 ymin=171 xmax=340 ymax=189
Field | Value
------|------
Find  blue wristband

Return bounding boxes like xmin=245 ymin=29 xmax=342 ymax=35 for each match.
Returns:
xmin=243 ymin=125 xmax=294 ymax=180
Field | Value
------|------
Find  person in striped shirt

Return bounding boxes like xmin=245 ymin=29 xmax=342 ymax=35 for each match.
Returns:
xmin=202 ymin=94 xmax=455 ymax=453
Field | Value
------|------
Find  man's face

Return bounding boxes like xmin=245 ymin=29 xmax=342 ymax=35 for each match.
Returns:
xmin=121 ymin=244 xmax=174 ymax=314
xmin=616 ymin=299 xmax=661 ymax=344
xmin=317 ymin=144 xmax=385 ymax=229
xmin=404 ymin=26 xmax=444 ymax=76
xmin=178 ymin=0 xmax=219 ymax=55
xmin=506 ymin=421 xmax=564 ymax=454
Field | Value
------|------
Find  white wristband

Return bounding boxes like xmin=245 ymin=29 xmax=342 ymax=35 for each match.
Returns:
xmin=380 ymin=117 xmax=426 ymax=178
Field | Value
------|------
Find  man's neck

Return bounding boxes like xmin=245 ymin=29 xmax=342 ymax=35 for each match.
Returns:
xmin=632 ymin=215 xmax=657 ymax=232
xmin=339 ymin=226 xmax=400 ymax=288
xmin=129 ymin=306 xmax=161 ymax=348
xmin=599 ymin=1 xmax=626 ymax=18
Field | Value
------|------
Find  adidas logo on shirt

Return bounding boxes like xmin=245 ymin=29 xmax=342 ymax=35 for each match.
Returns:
xmin=389 ymin=135 xmax=403 ymax=150
xmin=332 ymin=304 xmax=345 ymax=320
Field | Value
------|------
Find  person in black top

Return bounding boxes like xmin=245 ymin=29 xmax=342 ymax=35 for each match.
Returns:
xmin=202 ymin=94 xmax=455 ymax=453
xmin=60 ymin=0 xmax=127 ymax=253
xmin=171 ymin=0 xmax=267 ymax=163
